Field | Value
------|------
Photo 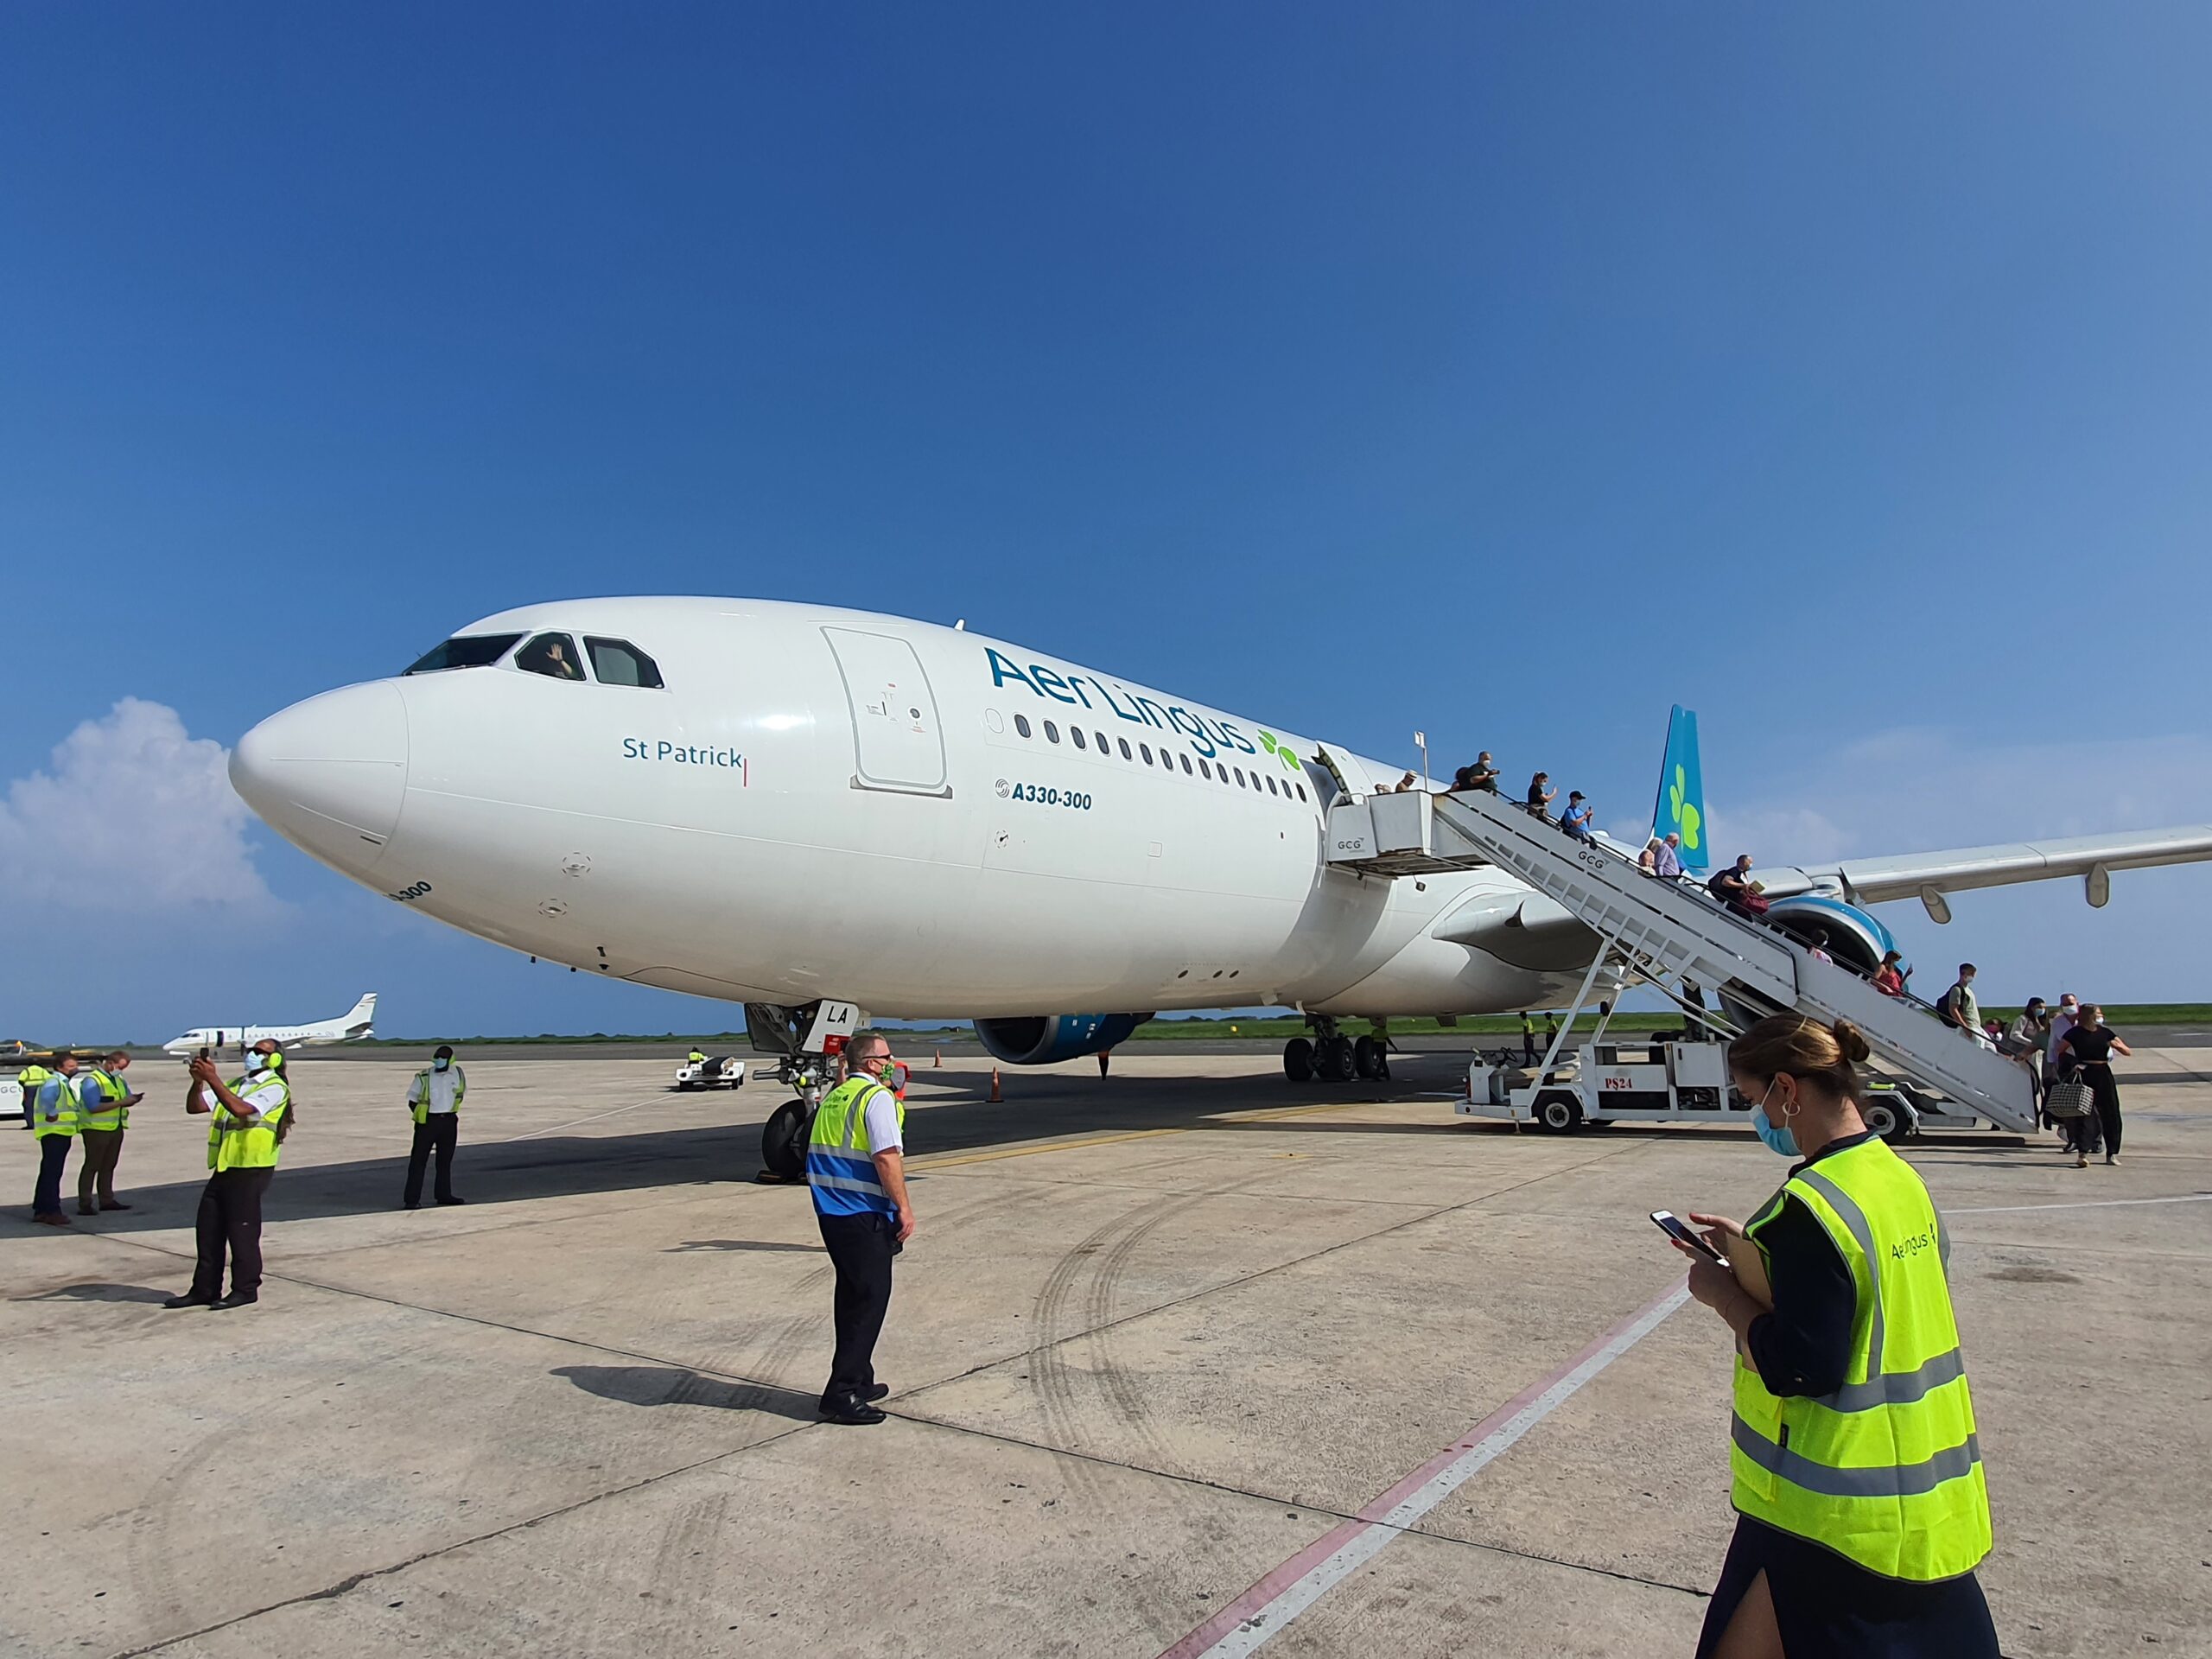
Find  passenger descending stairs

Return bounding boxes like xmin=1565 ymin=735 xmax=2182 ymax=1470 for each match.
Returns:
xmin=1328 ymin=788 xmax=2039 ymax=1132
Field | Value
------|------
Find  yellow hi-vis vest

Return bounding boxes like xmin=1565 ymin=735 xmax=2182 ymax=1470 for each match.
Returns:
xmin=85 ymin=1068 xmax=129 ymax=1131
xmin=18 ymin=1064 xmax=51 ymax=1108
xmin=34 ymin=1071 xmax=83 ymax=1138
xmin=1731 ymin=1136 xmax=1991 ymax=1581
xmin=207 ymin=1074 xmax=290 ymax=1171
xmin=409 ymin=1065 xmax=465 ymax=1124
xmin=806 ymin=1076 xmax=905 ymax=1217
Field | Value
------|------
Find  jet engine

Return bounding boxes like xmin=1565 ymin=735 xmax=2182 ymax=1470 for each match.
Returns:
xmin=1764 ymin=893 xmax=1905 ymax=978
xmin=973 ymin=1013 xmax=1154 ymax=1065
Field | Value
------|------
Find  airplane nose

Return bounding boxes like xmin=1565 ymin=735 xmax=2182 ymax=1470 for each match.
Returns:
xmin=230 ymin=682 xmax=410 ymax=860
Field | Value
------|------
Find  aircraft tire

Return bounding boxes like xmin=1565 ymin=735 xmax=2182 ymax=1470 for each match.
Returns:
xmin=761 ymin=1099 xmax=814 ymax=1179
xmin=1319 ymin=1036 xmax=1357 ymax=1083
xmin=1860 ymin=1097 xmax=1910 ymax=1144
xmin=1353 ymin=1035 xmax=1386 ymax=1080
xmin=1283 ymin=1038 xmax=1315 ymax=1083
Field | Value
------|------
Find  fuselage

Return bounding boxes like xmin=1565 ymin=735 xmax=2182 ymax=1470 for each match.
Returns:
xmin=229 ymin=600 xmax=1589 ymax=1020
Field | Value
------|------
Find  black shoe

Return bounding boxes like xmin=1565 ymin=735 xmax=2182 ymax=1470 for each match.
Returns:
xmin=212 ymin=1291 xmax=259 ymax=1310
xmin=817 ymin=1396 xmax=887 ymax=1426
xmin=436 ymin=1196 xmax=467 ymax=1205
xmin=163 ymin=1293 xmax=215 ymax=1309
xmin=864 ymin=1382 xmax=890 ymax=1402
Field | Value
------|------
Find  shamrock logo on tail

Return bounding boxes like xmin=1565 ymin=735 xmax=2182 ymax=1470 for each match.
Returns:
xmin=1669 ymin=765 xmax=1701 ymax=852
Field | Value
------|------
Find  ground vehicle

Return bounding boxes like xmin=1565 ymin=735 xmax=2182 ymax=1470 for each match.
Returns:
xmin=673 ymin=1055 xmax=746 ymax=1090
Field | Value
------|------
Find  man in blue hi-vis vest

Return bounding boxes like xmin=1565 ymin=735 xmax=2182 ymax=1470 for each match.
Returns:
xmin=806 ymin=1030 xmax=915 ymax=1425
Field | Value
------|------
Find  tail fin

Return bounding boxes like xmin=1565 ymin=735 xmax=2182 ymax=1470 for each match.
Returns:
xmin=344 ymin=993 xmax=378 ymax=1028
xmin=1652 ymin=707 xmax=1708 ymax=871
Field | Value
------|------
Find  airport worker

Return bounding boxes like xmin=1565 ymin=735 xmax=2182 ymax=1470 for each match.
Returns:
xmin=1673 ymin=1014 xmax=1998 ymax=1659
xmin=29 ymin=1053 xmax=92 ymax=1226
xmin=687 ymin=1047 xmax=708 ymax=1066
xmin=18 ymin=1058 xmax=49 ymax=1130
xmin=1520 ymin=1013 xmax=1539 ymax=1066
xmin=164 ymin=1040 xmax=292 ymax=1309
xmin=402 ymin=1044 xmax=467 ymax=1209
xmin=805 ymin=1029 xmax=914 ymax=1426
xmin=78 ymin=1052 xmax=143 ymax=1213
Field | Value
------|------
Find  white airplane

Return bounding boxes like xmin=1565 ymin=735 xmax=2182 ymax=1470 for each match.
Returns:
xmin=225 ymin=599 xmax=2212 ymax=1166
xmin=162 ymin=993 xmax=378 ymax=1056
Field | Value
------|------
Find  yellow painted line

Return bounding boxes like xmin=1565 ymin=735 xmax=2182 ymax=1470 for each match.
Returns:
xmin=909 ymin=1128 xmax=1187 ymax=1171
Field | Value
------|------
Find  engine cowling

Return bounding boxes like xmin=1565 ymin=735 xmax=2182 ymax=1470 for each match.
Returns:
xmin=973 ymin=1013 xmax=1154 ymax=1065
xmin=1764 ymin=893 xmax=1905 ymax=978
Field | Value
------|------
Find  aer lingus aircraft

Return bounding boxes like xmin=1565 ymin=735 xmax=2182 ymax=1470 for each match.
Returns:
xmin=227 ymin=599 xmax=2212 ymax=1166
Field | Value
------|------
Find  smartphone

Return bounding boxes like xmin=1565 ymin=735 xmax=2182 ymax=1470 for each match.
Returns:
xmin=1650 ymin=1210 xmax=1729 ymax=1268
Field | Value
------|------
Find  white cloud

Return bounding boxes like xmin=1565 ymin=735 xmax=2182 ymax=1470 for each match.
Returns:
xmin=1707 ymin=727 xmax=2212 ymax=865
xmin=0 ymin=698 xmax=277 ymax=918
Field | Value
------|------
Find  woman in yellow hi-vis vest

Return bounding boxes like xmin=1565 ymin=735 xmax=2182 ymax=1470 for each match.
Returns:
xmin=1675 ymin=1014 xmax=1997 ymax=1659
xmin=165 ymin=1039 xmax=294 ymax=1310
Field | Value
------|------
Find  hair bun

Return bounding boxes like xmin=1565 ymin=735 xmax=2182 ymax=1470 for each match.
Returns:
xmin=1831 ymin=1019 xmax=1872 ymax=1065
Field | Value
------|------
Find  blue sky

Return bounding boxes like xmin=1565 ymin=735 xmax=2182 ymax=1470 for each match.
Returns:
xmin=4 ymin=5 xmax=2209 ymax=1040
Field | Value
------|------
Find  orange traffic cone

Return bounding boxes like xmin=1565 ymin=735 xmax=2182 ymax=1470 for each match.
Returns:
xmin=988 ymin=1066 xmax=1002 ymax=1103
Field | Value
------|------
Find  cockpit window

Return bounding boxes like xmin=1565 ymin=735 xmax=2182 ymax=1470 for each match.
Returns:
xmin=403 ymin=632 xmax=523 ymax=675
xmin=584 ymin=637 xmax=665 ymax=690
xmin=515 ymin=632 xmax=587 ymax=681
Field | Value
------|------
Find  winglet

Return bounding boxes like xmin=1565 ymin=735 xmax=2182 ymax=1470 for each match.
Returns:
xmin=1652 ymin=707 xmax=1708 ymax=870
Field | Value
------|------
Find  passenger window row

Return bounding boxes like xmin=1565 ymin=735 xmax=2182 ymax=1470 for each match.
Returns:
xmin=1007 ymin=711 xmax=1310 ymax=804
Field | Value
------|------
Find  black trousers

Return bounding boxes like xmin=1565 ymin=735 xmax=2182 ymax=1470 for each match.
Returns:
xmin=190 ymin=1167 xmax=275 ymax=1299
xmin=404 ymin=1115 xmax=460 ymax=1205
xmin=817 ymin=1210 xmax=897 ymax=1402
xmin=2083 ymin=1065 xmax=2122 ymax=1156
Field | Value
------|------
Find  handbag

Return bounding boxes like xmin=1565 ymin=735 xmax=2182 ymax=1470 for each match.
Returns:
xmin=2044 ymin=1075 xmax=2094 ymax=1119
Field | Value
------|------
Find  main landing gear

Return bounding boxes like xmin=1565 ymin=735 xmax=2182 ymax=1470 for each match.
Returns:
xmin=1282 ymin=1017 xmax=1390 ymax=1084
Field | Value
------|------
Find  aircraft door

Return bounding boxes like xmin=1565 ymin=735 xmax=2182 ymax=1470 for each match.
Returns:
xmin=823 ymin=628 xmax=950 ymax=796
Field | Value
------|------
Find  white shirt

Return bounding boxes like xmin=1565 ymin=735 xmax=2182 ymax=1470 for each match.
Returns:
xmin=203 ymin=1074 xmax=288 ymax=1121
xmin=409 ymin=1065 xmax=465 ymax=1114
xmin=861 ymin=1088 xmax=903 ymax=1154
xmin=2048 ymin=1012 xmax=2078 ymax=1065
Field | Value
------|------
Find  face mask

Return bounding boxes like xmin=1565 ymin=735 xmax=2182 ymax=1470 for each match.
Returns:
xmin=434 ymin=1058 xmax=450 ymax=1071
xmin=1751 ymin=1079 xmax=1799 ymax=1158
xmin=243 ymin=1051 xmax=267 ymax=1073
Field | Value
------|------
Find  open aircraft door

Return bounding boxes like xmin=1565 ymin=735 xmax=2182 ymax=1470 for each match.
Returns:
xmin=823 ymin=628 xmax=950 ymax=797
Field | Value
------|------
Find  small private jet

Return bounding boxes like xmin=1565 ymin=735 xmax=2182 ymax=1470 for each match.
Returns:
xmin=162 ymin=993 xmax=378 ymax=1056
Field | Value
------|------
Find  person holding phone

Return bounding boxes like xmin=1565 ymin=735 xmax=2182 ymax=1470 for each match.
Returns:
xmin=77 ymin=1052 xmax=143 ymax=1213
xmin=1671 ymin=1014 xmax=1997 ymax=1659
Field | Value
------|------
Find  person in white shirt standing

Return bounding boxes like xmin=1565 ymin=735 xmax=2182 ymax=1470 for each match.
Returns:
xmin=403 ymin=1045 xmax=467 ymax=1209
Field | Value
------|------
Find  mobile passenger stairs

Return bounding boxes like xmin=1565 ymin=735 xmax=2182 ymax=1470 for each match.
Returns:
xmin=1325 ymin=787 xmax=2042 ymax=1141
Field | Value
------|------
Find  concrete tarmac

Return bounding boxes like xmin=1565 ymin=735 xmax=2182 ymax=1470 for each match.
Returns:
xmin=4 ymin=1045 xmax=2209 ymax=1657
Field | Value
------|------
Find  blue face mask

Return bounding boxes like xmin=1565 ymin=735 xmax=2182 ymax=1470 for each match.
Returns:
xmin=1751 ymin=1080 xmax=1800 ymax=1158
xmin=434 ymin=1058 xmax=450 ymax=1071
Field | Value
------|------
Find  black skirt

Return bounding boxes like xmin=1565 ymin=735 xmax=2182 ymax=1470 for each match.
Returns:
xmin=1696 ymin=1516 xmax=1999 ymax=1659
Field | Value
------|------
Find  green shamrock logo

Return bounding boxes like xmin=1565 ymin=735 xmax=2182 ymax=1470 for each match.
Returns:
xmin=1258 ymin=730 xmax=1301 ymax=772
xmin=1669 ymin=765 xmax=1701 ymax=851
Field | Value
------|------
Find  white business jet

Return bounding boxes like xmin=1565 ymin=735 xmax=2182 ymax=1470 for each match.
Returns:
xmin=162 ymin=993 xmax=378 ymax=1057
xmin=226 ymin=599 xmax=2212 ymax=1169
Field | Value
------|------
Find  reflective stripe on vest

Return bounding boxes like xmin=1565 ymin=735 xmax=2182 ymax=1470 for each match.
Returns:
xmin=207 ymin=1076 xmax=290 ymax=1171
xmin=35 ymin=1073 xmax=86 ymax=1138
xmin=84 ymin=1069 xmax=128 ymax=1131
xmin=1730 ymin=1137 xmax=1992 ymax=1581
xmin=806 ymin=1077 xmax=904 ymax=1217
xmin=410 ymin=1067 xmax=465 ymax=1124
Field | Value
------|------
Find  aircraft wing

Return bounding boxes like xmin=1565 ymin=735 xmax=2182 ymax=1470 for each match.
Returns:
xmin=1755 ymin=823 xmax=2212 ymax=919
